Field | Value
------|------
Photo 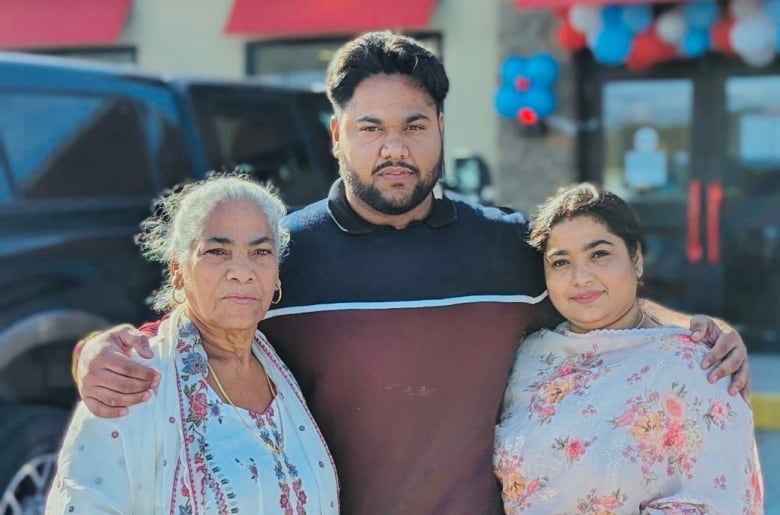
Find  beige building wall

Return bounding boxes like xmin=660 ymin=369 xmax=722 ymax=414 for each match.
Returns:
xmin=119 ymin=0 xmax=245 ymax=78
xmin=430 ymin=0 xmax=501 ymax=185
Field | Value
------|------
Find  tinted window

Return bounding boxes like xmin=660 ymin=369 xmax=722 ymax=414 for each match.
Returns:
xmin=0 ymin=91 xmax=154 ymax=199
xmin=0 ymin=134 xmax=12 ymax=203
xmin=194 ymin=93 xmax=329 ymax=207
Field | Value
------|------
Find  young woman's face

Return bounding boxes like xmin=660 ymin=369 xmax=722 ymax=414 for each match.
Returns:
xmin=543 ymin=216 xmax=643 ymax=333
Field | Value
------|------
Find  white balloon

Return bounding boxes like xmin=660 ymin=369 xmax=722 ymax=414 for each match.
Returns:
xmin=656 ymin=9 xmax=687 ymax=44
xmin=730 ymin=15 xmax=776 ymax=56
xmin=743 ymin=45 xmax=777 ymax=67
xmin=730 ymin=0 xmax=764 ymax=19
xmin=569 ymin=5 xmax=603 ymax=34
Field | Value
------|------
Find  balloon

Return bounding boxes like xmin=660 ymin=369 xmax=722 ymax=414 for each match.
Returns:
xmin=777 ymin=27 xmax=780 ymax=52
xmin=495 ymin=86 xmax=525 ymax=119
xmin=711 ymin=16 xmax=737 ymax=54
xmin=767 ymin=0 xmax=780 ymax=25
xmin=570 ymin=5 xmax=603 ymax=34
xmin=681 ymin=28 xmax=711 ymax=57
xmin=730 ymin=0 xmax=763 ymax=20
xmin=742 ymin=45 xmax=776 ymax=67
xmin=556 ymin=18 xmax=587 ymax=51
xmin=524 ymin=88 xmax=556 ymax=118
xmin=601 ymin=5 xmax=624 ymax=26
xmin=684 ymin=1 xmax=720 ymax=30
xmin=500 ymin=56 xmax=526 ymax=85
xmin=627 ymin=28 xmax=679 ymax=70
xmin=622 ymin=4 xmax=653 ymax=33
xmin=656 ymin=9 xmax=688 ymax=45
xmin=526 ymin=53 xmax=559 ymax=86
xmin=730 ymin=15 xmax=775 ymax=57
xmin=591 ymin=24 xmax=633 ymax=66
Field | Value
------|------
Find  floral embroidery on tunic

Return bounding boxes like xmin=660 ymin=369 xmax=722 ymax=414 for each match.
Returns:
xmin=495 ymin=327 xmax=763 ymax=514
xmin=526 ymin=344 xmax=614 ymax=424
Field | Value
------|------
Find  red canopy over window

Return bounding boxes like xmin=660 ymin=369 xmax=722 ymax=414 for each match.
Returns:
xmin=225 ymin=0 xmax=437 ymax=36
xmin=0 ymin=0 xmax=131 ymax=49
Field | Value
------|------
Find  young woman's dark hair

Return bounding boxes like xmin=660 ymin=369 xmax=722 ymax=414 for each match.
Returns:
xmin=326 ymin=31 xmax=449 ymax=114
xmin=529 ymin=183 xmax=647 ymax=260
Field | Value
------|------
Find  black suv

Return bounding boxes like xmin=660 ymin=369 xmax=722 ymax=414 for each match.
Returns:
xmin=0 ymin=52 xmax=337 ymax=513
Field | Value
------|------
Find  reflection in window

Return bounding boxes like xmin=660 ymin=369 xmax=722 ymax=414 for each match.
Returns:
xmin=725 ymin=76 xmax=780 ymax=197
xmin=0 ymin=92 xmax=153 ymax=199
xmin=602 ymin=80 xmax=692 ymax=202
xmin=195 ymin=95 xmax=328 ymax=208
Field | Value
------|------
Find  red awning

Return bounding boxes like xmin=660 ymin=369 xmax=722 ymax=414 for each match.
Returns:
xmin=516 ymin=0 xmax=679 ymax=7
xmin=225 ymin=0 xmax=437 ymax=36
xmin=0 ymin=0 xmax=131 ymax=49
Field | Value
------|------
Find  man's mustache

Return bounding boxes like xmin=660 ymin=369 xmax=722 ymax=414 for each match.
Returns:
xmin=372 ymin=161 xmax=419 ymax=175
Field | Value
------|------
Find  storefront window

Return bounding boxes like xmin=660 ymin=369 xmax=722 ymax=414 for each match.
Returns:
xmin=725 ymin=75 xmax=780 ymax=198
xmin=602 ymin=79 xmax=692 ymax=202
xmin=246 ymin=33 xmax=442 ymax=90
xmin=26 ymin=47 xmax=136 ymax=64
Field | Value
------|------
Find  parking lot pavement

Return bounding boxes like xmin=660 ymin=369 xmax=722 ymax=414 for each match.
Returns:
xmin=750 ymin=353 xmax=780 ymax=514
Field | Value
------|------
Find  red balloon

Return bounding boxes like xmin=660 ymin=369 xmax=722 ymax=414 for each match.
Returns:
xmin=711 ymin=16 xmax=736 ymax=55
xmin=626 ymin=28 xmax=678 ymax=70
xmin=516 ymin=107 xmax=539 ymax=126
xmin=556 ymin=19 xmax=587 ymax=51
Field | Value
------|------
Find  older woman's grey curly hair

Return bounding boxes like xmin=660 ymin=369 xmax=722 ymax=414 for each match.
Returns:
xmin=135 ymin=174 xmax=290 ymax=312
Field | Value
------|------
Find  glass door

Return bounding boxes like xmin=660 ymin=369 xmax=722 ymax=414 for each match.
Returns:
xmin=587 ymin=76 xmax=702 ymax=310
xmin=581 ymin=56 xmax=780 ymax=350
xmin=719 ymin=76 xmax=780 ymax=348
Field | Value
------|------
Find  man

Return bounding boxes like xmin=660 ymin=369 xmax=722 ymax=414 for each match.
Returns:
xmin=75 ymin=32 xmax=748 ymax=514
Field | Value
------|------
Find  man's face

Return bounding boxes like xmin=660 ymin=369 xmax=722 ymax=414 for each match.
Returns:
xmin=330 ymin=74 xmax=444 ymax=216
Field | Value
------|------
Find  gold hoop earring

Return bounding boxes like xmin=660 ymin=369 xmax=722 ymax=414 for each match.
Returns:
xmin=172 ymin=289 xmax=186 ymax=304
xmin=272 ymin=282 xmax=283 ymax=305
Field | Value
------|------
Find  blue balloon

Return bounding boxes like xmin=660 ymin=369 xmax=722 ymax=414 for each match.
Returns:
xmin=681 ymin=28 xmax=710 ymax=57
xmin=777 ymin=28 xmax=780 ymax=52
xmin=524 ymin=87 xmax=556 ymax=118
xmin=684 ymin=1 xmax=719 ymax=30
xmin=592 ymin=25 xmax=633 ymax=66
xmin=495 ymin=86 xmax=525 ymax=119
xmin=601 ymin=5 xmax=624 ymax=26
xmin=526 ymin=53 xmax=559 ymax=86
xmin=622 ymin=4 xmax=653 ymax=33
xmin=767 ymin=0 xmax=780 ymax=25
xmin=500 ymin=56 xmax=527 ymax=85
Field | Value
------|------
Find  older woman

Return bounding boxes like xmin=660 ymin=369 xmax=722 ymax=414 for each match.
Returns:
xmin=46 ymin=176 xmax=338 ymax=514
xmin=494 ymin=184 xmax=763 ymax=514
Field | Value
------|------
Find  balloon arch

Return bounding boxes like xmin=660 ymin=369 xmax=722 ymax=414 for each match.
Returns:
xmin=557 ymin=0 xmax=780 ymax=69
xmin=497 ymin=1 xmax=780 ymax=126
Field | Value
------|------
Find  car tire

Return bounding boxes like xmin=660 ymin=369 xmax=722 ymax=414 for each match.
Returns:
xmin=0 ymin=405 xmax=69 ymax=515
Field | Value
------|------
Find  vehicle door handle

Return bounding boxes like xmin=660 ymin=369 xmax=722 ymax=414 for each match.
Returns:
xmin=706 ymin=181 xmax=724 ymax=265
xmin=686 ymin=180 xmax=703 ymax=263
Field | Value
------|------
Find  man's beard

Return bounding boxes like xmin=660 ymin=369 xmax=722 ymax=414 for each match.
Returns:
xmin=339 ymin=154 xmax=442 ymax=216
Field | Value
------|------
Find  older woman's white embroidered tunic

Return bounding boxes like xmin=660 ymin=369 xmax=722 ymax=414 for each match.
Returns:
xmin=46 ymin=309 xmax=339 ymax=514
xmin=494 ymin=325 xmax=763 ymax=514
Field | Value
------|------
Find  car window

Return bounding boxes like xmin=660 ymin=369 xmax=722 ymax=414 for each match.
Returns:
xmin=193 ymin=92 xmax=330 ymax=207
xmin=0 ymin=133 xmax=12 ymax=203
xmin=0 ymin=91 xmax=155 ymax=199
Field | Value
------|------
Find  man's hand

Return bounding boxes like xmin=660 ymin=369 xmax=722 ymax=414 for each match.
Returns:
xmin=689 ymin=315 xmax=749 ymax=398
xmin=77 ymin=324 xmax=160 ymax=418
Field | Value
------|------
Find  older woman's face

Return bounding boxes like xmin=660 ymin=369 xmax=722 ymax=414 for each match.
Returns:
xmin=178 ymin=199 xmax=279 ymax=333
xmin=543 ymin=215 xmax=642 ymax=333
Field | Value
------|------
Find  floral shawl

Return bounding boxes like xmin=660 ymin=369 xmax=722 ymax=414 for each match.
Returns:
xmin=494 ymin=325 xmax=763 ymax=514
xmin=47 ymin=307 xmax=339 ymax=514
